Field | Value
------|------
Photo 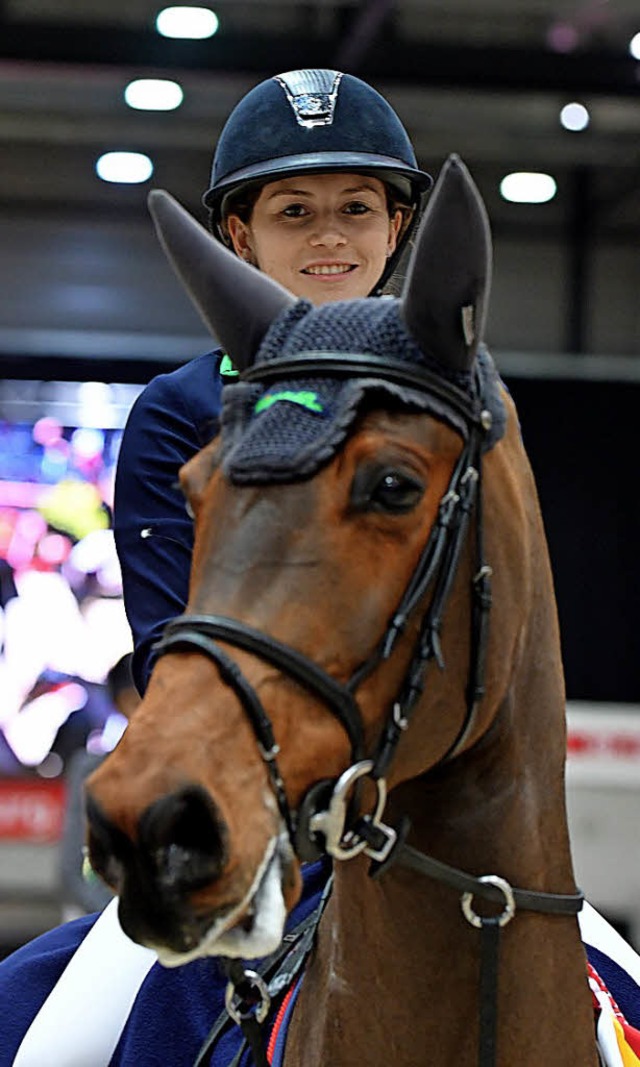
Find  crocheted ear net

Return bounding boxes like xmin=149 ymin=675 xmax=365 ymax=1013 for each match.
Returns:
xmin=219 ymin=297 xmax=505 ymax=484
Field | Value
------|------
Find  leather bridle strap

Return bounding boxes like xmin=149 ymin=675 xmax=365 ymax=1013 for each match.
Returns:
xmin=155 ymin=628 xmax=295 ymax=839
xmin=385 ymin=842 xmax=584 ymax=1067
xmin=159 ymin=615 xmax=366 ymax=761
xmin=367 ymin=425 xmax=486 ymax=778
xmin=391 ymin=843 xmax=584 ymax=915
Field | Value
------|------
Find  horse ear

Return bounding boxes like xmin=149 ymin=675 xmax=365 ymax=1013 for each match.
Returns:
xmin=400 ymin=154 xmax=492 ymax=373
xmin=148 ymin=190 xmax=296 ymax=371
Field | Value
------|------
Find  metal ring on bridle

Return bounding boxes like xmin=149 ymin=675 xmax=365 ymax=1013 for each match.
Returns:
xmin=309 ymin=759 xmax=388 ymax=860
xmin=224 ymin=970 xmax=271 ymax=1025
xmin=461 ymin=874 xmax=516 ymax=929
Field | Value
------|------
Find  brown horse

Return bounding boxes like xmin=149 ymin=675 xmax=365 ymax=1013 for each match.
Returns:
xmin=86 ymin=156 xmax=598 ymax=1065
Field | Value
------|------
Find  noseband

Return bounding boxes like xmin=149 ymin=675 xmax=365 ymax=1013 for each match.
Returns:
xmin=152 ymin=354 xmax=583 ymax=1067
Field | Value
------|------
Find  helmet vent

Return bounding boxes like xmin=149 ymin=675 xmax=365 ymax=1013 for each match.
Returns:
xmin=274 ymin=69 xmax=343 ymax=128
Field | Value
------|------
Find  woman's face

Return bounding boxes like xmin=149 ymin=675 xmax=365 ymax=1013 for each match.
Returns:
xmin=226 ymin=173 xmax=404 ymax=304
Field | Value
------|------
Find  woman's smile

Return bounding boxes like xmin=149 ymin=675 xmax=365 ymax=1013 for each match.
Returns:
xmin=301 ymin=261 xmax=358 ymax=277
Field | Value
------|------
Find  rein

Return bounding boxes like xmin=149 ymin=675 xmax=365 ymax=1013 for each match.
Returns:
xmin=151 ymin=353 xmax=583 ymax=1067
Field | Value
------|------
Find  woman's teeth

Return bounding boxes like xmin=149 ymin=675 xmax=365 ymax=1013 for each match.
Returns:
xmin=303 ymin=264 xmax=355 ymax=275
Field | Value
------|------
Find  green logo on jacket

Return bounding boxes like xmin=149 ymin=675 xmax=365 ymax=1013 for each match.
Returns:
xmin=220 ymin=354 xmax=239 ymax=378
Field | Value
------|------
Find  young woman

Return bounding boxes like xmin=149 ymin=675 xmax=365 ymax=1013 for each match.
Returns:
xmin=114 ymin=68 xmax=432 ymax=699
xmin=0 ymin=70 xmax=434 ymax=1067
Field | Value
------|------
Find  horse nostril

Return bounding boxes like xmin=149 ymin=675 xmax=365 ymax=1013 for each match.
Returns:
xmin=85 ymin=794 xmax=129 ymax=893
xmin=139 ymin=784 xmax=228 ymax=893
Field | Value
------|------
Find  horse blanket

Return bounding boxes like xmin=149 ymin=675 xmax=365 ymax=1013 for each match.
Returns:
xmin=1 ymin=861 xmax=639 ymax=1066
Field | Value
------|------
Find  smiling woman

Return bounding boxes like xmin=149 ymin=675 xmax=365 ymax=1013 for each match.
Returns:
xmin=114 ymin=68 xmax=432 ymax=700
xmin=224 ymin=174 xmax=404 ymax=304
xmin=0 ymin=69 xmax=434 ymax=1067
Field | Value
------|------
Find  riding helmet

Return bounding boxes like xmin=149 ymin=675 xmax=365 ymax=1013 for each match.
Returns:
xmin=203 ymin=69 xmax=432 ymax=286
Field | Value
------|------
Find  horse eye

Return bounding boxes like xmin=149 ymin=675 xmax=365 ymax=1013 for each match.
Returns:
xmin=353 ymin=468 xmax=425 ymax=514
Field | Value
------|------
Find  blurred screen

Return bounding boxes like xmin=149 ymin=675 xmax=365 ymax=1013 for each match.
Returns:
xmin=0 ymin=379 xmax=142 ymax=778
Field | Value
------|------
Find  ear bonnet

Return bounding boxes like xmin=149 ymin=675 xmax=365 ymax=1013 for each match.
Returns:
xmin=217 ymin=302 xmax=504 ymax=484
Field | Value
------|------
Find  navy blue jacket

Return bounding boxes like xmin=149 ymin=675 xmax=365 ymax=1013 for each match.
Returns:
xmin=114 ymin=352 xmax=223 ymax=694
xmin=0 ymin=860 xmax=330 ymax=1066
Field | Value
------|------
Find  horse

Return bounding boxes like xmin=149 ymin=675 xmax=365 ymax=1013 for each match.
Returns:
xmin=84 ymin=155 xmax=599 ymax=1065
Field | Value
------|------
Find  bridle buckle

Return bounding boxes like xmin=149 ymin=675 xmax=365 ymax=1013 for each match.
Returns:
xmin=309 ymin=760 xmax=395 ymax=861
xmin=224 ymin=969 xmax=271 ymax=1025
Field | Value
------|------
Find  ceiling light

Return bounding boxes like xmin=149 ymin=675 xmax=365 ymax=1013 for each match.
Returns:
xmin=155 ymin=6 xmax=219 ymax=40
xmin=124 ymin=79 xmax=184 ymax=111
xmin=630 ymin=32 xmax=640 ymax=60
xmin=96 ymin=152 xmax=154 ymax=185
xmin=560 ymin=102 xmax=590 ymax=132
xmin=500 ymin=172 xmax=557 ymax=204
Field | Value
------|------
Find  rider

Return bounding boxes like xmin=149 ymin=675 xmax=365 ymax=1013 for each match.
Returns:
xmin=113 ymin=67 xmax=432 ymax=698
xmin=0 ymin=70 xmax=434 ymax=1067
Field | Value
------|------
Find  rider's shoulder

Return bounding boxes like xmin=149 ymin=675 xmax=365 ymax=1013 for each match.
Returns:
xmin=138 ymin=349 xmax=223 ymax=408
xmin=124 ymin=349 xmax=224 ymax=445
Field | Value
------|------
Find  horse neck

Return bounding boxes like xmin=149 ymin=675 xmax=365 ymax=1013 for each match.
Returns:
xmin=287 ymin=423 xmax=597 ymax=1064
xmin=286 ymin=695 xmax=598 ymax=1066
xmin=286 ymin=739 xmax=597 ymax=1067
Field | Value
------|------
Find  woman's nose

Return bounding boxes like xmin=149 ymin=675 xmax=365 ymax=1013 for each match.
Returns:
xmin=308 ymin=214 xmax=347 ymax=247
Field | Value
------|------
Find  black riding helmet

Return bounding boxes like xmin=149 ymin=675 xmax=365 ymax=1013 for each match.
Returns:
xmin=202 ymin=69 xmax=433 ymax=293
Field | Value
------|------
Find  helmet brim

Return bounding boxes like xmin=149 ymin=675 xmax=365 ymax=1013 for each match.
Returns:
xmin=203 ymin=151 xmax=433 ymax=216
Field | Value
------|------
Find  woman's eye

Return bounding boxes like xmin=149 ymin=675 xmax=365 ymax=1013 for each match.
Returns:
xmin=352 ymin=469 xmax=425 ymax=514
xmin=344 ymin=201 xmax=371 ymax=215
xmin=282 ymin=203 xmax=308 ymax=218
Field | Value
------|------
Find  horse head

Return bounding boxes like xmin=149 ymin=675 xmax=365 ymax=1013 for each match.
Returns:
xmin=85 ymin=158 xmax=572 ymax=976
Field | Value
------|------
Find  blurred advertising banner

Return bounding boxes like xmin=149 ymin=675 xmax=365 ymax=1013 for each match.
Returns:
xmin=0 ymin=779 xmax=66 ymax=842
xmin=567 ymin=703 xmax=640 ymax=787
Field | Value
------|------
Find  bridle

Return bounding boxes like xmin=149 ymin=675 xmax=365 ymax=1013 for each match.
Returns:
xmin=152 ymin=352 xmax=584 ymax=1067
xmin=154 ymin=352 xmax=491 ymax=854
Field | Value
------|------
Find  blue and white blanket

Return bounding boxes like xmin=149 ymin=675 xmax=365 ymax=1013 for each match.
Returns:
xmin=1 ymin=862 xmax=638 ymax=1066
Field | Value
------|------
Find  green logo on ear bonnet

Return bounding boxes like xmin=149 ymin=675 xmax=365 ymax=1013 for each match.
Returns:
xmin=254 ymin=391 xmax=324 ymax=415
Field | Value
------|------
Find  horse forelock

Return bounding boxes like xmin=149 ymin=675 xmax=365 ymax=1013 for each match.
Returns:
xmin=218 ymin=298 xmax=506 ymax=485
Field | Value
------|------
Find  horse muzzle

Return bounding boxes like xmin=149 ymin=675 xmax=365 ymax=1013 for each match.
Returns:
xmin=85 ymin=782 xmax=295 ymax=964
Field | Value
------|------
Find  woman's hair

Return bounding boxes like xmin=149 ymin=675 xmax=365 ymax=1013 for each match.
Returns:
xmin=214 ymin=182 xmax=262 ymax=241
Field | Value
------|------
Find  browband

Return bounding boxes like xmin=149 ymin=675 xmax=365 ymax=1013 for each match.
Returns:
xmin=240 ymin=351 xmax=481 ymax=429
